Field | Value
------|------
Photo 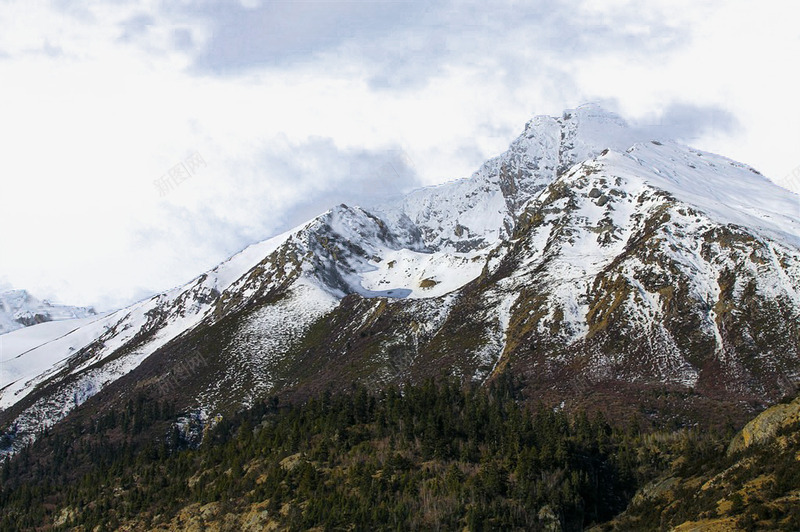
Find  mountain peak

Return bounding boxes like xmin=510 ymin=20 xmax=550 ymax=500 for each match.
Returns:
xmin=384 ymin=105 xmax=643 ymax=254
xmin=561 ymin=102 xmax=628 ymax=125
xmin=0 ymin=289 xmax=97 ymax=335
xmin=3 ymin=108 xmax=800 ymax=461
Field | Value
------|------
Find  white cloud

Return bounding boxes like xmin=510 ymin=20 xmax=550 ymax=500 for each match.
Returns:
xmin=0 ymin=0 xmax=798 ymax=310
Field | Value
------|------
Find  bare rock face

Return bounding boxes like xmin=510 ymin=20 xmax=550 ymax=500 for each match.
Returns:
xmin=728 ymin=395 xmax=800 ymax=454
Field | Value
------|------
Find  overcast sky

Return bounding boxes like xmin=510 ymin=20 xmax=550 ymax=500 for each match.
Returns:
xmin=1 ymin=0 xmax=799 ymax=310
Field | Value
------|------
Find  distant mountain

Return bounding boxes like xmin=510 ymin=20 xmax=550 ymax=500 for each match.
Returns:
xmin=0 ymin=289 xmax=96 ymax=335
xmin=1 ymin=105 xmax=799 ymax=457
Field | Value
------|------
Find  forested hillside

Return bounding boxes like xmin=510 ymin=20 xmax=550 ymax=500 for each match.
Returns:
xmin=4 ymin=377 xmax=799 ymax=531
xmin=1 ymin=377 xmax=656 ymax=531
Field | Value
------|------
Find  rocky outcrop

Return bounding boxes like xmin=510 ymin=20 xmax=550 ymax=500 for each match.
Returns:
xmin=728 ymin=396 xmax=800 ymax=454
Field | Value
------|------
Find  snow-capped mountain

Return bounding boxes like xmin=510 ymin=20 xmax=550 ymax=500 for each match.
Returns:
xmin=2 ymin=105 xmax=799 ymax=456
xmin=0 ymin=290 xmax=96 ymax=335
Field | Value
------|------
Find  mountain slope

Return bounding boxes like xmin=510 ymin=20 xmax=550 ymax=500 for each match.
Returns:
xmin=480 ymin=145 xmax=799 ymax=406
xmin=1 ymin=105 xmax=799 ymax=457
xmin=610 ymin=393 xmax=800 ymax=531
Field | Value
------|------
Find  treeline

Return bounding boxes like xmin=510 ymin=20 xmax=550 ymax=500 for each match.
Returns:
xmin=1 ymin=375 xmax=673 ymax=531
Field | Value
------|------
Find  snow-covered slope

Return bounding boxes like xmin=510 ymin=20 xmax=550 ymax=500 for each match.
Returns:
xmin=2 ymin=104 xmax=799 ymax=456
xmin=0 ymin=290 xmax=97 ymax=335
xmin=623 ymin=141 xmax=800 ymax=248
xmin=0 ymin=226 xmax=301 ymax=410
xmin=0 ymin=314 xmax=110 ymax=406
xmin=376 ymin=105 xmax=642 ymax=252
xmin=479 ymin=147 xmax=800 ymax=391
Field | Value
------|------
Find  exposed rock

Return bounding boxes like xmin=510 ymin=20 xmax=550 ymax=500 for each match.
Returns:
xmin=728 ymin=396 xmax=800 ymax=454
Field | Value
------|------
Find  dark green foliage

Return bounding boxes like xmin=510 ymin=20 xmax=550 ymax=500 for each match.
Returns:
xmin=0 ymin=378 xmax=662 ymax=530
